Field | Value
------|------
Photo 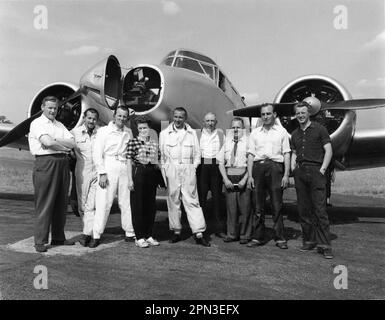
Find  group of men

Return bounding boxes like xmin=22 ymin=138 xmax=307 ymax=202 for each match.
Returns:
xmin=28 ymin=96 xmax=334 ymax=259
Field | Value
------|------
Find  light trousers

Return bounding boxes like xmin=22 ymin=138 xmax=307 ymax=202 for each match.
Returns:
xmin=165 ymin=164 xmax=206 ymax=234
xmin=93 ymin=158 xmax=134 ymax=239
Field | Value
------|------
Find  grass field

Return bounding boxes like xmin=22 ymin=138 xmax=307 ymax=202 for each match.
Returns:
xmin=0 ymin=147 xmax=384 ymax=197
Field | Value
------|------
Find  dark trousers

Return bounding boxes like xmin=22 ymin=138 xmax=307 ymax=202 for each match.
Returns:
xmin=32 ymin=154 xmax=70 ymax=245
xmin=251 ymin=161 xmax=285 ymax=242
xmin=293 ymin=164 xmax=331 ymax=248
xmin=225 ymin=174 xmax=252 ymax=240
xmin=130 ymin=164 xmax=158 ymax=239
xmin=197 ymin=160 xmax=224 ymax=234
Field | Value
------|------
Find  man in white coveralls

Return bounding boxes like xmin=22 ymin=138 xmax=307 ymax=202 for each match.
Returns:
xmin=89 ymin=105 xmax=135 ymax=248
xmin=71 ymin=108 xmax=99 ymax=247
xmin=159 ymin=107 xmax=210 ymax=247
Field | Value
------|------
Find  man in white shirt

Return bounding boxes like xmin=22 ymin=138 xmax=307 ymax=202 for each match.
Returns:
xmin=197 ymin=112 xmax=226 ymax=238
xmin=159 ymin=107 xmax=210 ymax=247
xmin=89 ymin=106 xmax=135 ymax=248
xmin=217 ymin=117 xmax=252 ymax=244
xmin=28 ymin=96 xmax=76 ymax=253
xmin=70 ymin=108 xmax=99 ymax=247
xmin=247 ymin=104 xmax=291 ymax=249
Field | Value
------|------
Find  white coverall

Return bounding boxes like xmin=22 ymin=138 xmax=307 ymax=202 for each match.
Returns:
xmin=159 ymin=123 xmax=206 ymax=234
xmin=71 ymin=125 xmax=98 ymax=236
xmin=92 ymin=121 xmax=134 ymax=239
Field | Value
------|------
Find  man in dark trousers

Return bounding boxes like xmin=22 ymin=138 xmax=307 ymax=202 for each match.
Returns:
xmin=247 ymin=104 xmax=291 ymax=249
xmin=28 ymin=96 xmax=76 ymax=253
xmin=290 ymin=101 xmax=334 ymax=259
xmin=197 ymin=112 xmax=226 ymax=238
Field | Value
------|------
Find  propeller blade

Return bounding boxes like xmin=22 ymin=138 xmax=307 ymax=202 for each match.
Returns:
xmin=0 ymin=89 xmax=82 ymax=148
xmin=229 ymin=102 xmax=296 ymax=117
xmin=0 ymin=111 xmax=42 ymax=147
xmin=321 ymin=99 xmax=385 ymax=111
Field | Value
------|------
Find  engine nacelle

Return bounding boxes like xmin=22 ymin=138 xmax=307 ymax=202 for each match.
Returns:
xmin=28 ymin=82 xmax=84 ymax=131
xmin=274 ymin=74 xmax=356 ymax=160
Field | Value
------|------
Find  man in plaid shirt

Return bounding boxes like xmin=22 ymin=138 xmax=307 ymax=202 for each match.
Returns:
xmin=127 ymin=116 xmax=162 ymax=248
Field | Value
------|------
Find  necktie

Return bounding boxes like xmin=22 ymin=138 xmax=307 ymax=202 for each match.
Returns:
xmin=230 ymin=139 xmax=238 ymax=166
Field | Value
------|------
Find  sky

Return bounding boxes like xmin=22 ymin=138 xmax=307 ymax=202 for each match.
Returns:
xmin=0 ymin=0 xmax=384 ymax=129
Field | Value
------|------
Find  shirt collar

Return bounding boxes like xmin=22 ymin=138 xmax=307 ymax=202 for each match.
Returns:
xmin=81 ymin=124 xmax=98 ymax=135
xmin=168 ymin=122 xmax=193 ymax=133
xmin=40 ymin=113 xmax=56 ymax=124
xmin=257 ymin=123 xmax=278 ymax=132
xmin=202 ymin=128 xmax=217 ymax=136
xmin=107 ymin=121 xmax=129 ymax=133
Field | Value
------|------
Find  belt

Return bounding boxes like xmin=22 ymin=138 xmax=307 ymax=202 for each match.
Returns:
xmin=254 ymin=159 xmax=277 ymax=164
xmin=298 ymin=161 xmax=321 ymax=167
xmin=226 ymin=167 xmax=246 ymax=175
xmin=134 ymin=162 xmax=156 ymax=167
xmin=35 ymin=153 xmax=68 ymax=158
xmin=201 ymin=158 xmax=217 ymax=164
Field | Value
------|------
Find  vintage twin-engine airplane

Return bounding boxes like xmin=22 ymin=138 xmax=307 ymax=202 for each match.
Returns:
xmin=0 ymin=48 xmax=385 ymax=171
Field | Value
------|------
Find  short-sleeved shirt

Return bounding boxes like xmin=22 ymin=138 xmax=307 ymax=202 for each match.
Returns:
xmin=127 ymin=137 xmax=160 ymax=165
xmin=216 ymin=134 xmax=248 ymax=168
xmin=28 ymin=114 xmax=74 ymax=156
xmin=247 ymin=124 xmax=291 ymax=163
xmin=290 ymin=122 xmax=331 ymax=165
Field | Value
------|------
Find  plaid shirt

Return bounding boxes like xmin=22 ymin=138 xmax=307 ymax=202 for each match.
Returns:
xmin=127 ymin=137 xmax=160 ymax=165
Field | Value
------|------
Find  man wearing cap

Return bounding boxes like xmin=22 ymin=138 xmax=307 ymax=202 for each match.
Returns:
xmin=197 ymin=112 xmax=226 ymax=238
xmin=89 ymin=105 xmax=135 ymax=248
xmin=291 ymin=101 xmax=333 ymax=259
xmin=28 ymin=96 xmax=76 ymax=253
xmin=247 ymin=104 xmax=291 ymax=249
xmin=159 ymin=107 xmax=210 ymax=247
xmin=70 ymin=108 xmax=99 ymax=247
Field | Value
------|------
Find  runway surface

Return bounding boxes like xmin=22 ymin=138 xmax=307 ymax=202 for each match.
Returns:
xmin=0 ymin=190 xmax=384 ymax=300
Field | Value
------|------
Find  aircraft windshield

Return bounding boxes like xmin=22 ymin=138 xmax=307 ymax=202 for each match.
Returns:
xmin=160 ymin=49 xmax=218 ymax=82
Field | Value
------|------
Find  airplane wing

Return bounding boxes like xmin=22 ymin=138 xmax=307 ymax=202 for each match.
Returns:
xmin=230 ymin=99 xmax=385 ymax=118
xmin=0 ymin=123 xmax=29 ymax=150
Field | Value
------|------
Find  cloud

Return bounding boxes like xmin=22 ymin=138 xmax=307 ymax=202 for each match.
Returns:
xmin=242 ymin=93 xmax=260 ymax=105
xmin=161 ymin=0 xmax=181 ymax=16
xmin=364 ymin=30 xmax=385 ymax=50
xmin=64 ymin=45 xmax=100 ymax=56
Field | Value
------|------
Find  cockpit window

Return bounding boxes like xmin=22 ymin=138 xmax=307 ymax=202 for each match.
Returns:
xmin=162 ymin=57 xmax=174 ymax=66
xmin=178 ymin=50 xmax=216 ymax=65
xmin=201 ymin=64 xmax=215 ymax=80
xmin=174 ymin=57 xmax=205 ymax=75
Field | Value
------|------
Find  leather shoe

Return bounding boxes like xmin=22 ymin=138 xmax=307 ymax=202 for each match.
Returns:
xmin=34 ymin=244 xmax=47 ymax=253
xmin=79 ymin=235 xmax=91 ymax=247
xmin=169 ymin=234 xmax=182 ymax=243
xmin=299 ymin=243 xmax=317 ymax=251
xmin=195 ymin=237 xmax=211 ymax=247
xmin=223 ymin=237 xmax=239 ymax=243
xmin=51 ymin=239 xmax=75 ymax=246
xmin=215 ymin=232 xmax=227 ymax=239
xmin=88 ymin=238 xmax=100 ymax=248
xmin=322 ymin=248 xmax=334 ymax=259
xmin=276 ymin=242 xmax=288 ymax=249
xmin=247 ymin=239 xmax=263 ymax=248
xmin=124 ymin=236 xmax=136 ymax=242
xmin=239 ymin=239 xmax=250 ymax=245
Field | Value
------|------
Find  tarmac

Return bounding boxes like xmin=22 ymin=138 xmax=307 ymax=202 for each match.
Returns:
xmin=0 ymin=189 xmax=384 ymax=300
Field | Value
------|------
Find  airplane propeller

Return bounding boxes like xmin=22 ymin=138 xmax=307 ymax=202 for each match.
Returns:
xmin=0 ymin=89 xmax=82 ymax=148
